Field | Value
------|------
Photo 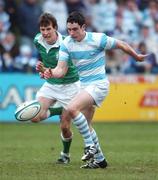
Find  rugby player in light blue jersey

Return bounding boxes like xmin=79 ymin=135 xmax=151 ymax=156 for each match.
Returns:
xmin=44 ymin=11 xmax=148 ymax=169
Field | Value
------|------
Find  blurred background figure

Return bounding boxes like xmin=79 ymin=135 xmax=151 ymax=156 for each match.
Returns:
xmin=17 ymin=0 xmax=42 ymax=49
xmin=106 ymin=49 xmax=126 ymax=74
xmin=65 ymin=0 xmax=88 ymax=14
xmin=122 ymin=41 xmax=158 ymax=74
xmin=151 ymin=19 xmax=158 ymax=62
xmin=0 ymin=31 xmax=19 ymax=72
xmin=0 ymin=0 xmax=10 ymax=37
xmin=142 ymin=0 xmax=158 ymax=30
xmin=4 ymin=0 xmax=18 ymax=33
xmin=120 ymin=0 xmax=143 ymax=43
xmin=88 ymin=0 xmax=117 ymax=34
xmin=42 ymin=0 xmax=68 ymax=35
xmin=14 ymin=44 xmax=38 ymax=73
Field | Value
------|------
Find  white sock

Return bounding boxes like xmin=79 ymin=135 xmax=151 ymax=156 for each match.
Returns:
xmin=91 ymin=128 xmax=105 ymax=162
xmin=73 ymin=113 xmax=94 ymax=147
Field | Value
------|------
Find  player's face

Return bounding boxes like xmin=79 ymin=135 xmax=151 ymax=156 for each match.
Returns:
xmin=67 ymin=22 xmax=86 ymax=42
xmin=40 ymin=24 xmax=57 ymax=44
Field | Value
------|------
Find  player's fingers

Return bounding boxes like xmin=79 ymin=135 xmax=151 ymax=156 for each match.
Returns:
xmin=44 ymin=68 xmax=52 ymax=79
xmin=39 ymin=72 xmax=44 ymax=78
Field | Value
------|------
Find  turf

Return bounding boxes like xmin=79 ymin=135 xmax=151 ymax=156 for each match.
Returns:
xmin=0 ymin=122 xmax=158 ymax=180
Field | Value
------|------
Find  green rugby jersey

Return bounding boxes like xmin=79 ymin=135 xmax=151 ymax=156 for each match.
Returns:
xmin=34 ymin=32 xmax=79 ymax=84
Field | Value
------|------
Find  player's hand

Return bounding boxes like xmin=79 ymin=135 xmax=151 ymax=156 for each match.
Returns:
xmin=136 ymin=54 xmax=149 ymax=62
xmin=39 ymin=72 xmax=44 ymax=79
xmin=36 ymin=61 xmax=45 ymax=73
xmin=44 ymin=68 xmax=53 ymax=79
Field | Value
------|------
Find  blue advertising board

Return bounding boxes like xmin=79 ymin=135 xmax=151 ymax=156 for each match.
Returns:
xmin=0 ymin=73 xmax=60 ymax=122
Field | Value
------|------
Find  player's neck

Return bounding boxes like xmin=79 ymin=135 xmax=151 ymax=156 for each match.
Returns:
xmin=77 ymin=31 xmax=86 ymax=42
xmin=49 ymin=32 xmax=58 ymax=45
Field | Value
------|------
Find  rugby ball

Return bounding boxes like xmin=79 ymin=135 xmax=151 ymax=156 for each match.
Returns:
xmin=15 ymin=100 xmax=41 ymax=121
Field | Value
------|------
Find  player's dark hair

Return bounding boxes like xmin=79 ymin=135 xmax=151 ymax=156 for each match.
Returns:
xmin=39 ymin=13 xmax=58 ymax=30
xmin=67 ymin=11 xmax=85 ymax=27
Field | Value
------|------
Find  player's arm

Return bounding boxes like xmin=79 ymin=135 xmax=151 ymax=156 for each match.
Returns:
xmin=44 ymin=60 xmax=68 ymax=79
xmin=36 ymin=61 xmax=45 ymax=73
xmin=35 ymin=61 xmax=46 ymax=78
xmin=115 ymin=39 xmax=148 ymax=62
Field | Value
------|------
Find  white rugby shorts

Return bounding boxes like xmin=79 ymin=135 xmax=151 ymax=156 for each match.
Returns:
xmin=81 ymin=79 xmax=110 ymax=107
xmin=36 ymin=81 xmax=80 ymax=109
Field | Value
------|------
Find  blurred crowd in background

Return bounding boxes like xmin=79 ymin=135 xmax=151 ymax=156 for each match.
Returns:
xmin=0 ymin=0 xmax=158 ymax=74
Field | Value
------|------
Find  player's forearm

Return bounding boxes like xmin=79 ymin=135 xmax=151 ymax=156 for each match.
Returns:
xmin=51 ymin=66 xmax=66 ymax=78
xmin=116 ymin=40 xmax=139 ymax=60
xmin=44 ymin=62 xmax=68 ymax=79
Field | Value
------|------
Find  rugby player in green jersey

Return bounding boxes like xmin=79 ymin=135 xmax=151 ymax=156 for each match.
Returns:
xmin=32 ymin=12 xmax=80 ymax=164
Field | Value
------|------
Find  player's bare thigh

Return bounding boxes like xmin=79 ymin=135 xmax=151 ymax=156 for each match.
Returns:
xmin=67 ymin=90 xmax=95 ymax=118
xmin=31 ymin=96 xmax=56 ymax=122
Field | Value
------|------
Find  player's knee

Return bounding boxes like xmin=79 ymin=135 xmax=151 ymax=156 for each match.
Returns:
xmin=60 ymin=122 xmax=69 ymax=131
xmin=67 ymin=106 xmax=78 ymax=118
xmin=31 ymin=117 xmax=40 ymax=123
xmin=61 ymin=127 xmax=71 ymax=137
xmin=31 ymin=112 xmax=46 ymax=123
xmin=61 ymin=126 xmax=72 ymax=138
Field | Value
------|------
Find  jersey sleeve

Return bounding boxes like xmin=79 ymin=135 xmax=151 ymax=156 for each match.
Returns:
xmin=100 ymin=33 xmax=116 ymax=50
xmin=59 ymin=41 xmax=70 ymax=62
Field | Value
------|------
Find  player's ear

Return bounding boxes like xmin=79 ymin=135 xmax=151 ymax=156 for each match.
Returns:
xmin=82 ymin=24 xmax=86 ymax=30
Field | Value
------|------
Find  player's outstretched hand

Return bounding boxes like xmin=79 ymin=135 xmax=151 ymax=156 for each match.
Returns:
xmin=36 ymin=61 xmax=45 ymax=73
xmin=136 ymin=54 xmax=149 ymax=62
xmin=44 ymin=68 xmax=53 ymax=79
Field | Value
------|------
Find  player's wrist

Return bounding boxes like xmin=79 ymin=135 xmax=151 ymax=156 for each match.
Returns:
xmin=49 ymin=68 xmax=54 ymax=78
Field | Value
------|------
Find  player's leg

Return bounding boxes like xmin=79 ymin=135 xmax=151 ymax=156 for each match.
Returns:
xmin=64 ymin=90 xmax=98 ymax=161
xmin=31 ymin=96 xmax=73 ymax=163
xmin=54 ymin=81 xmax=80 ymax=164
xmin=57 ymin=109 xmax=72 ymax=164
xmin=57 ymin=105 xmax=95 ymax=164
xmin=49 ymin=102 xmax=63 ymax=116
xmin=80 ymin=81 xmax=109 ymax=168
xmin=81 ymin=105 xmax=107 ymax=168
xmin=31 ymin=96 xmax=56 ymax=122
xmin=32 ymin=82 xmax=64 ymax=122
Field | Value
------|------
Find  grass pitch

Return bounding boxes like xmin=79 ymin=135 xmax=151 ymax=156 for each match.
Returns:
xmin=0 ymin=122 xmax=158 ymax=180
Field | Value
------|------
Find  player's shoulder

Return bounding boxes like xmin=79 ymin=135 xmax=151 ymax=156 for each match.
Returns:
xmin=34 ymin=33 xmax=42 ymax=40
xmin=63 ymin=35 xmax=74 ymax=43
xmin=34 ymin=33 xmax=42 ymax=44
xmin=87 ymin=32 xmax=107 ymax=44
xmin=91 ymin=32 xmax=107 ymax=39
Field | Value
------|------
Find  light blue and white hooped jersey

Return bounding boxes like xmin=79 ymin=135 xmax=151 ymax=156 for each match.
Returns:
xmin=59 ymin=32 xmax=116 ymax=83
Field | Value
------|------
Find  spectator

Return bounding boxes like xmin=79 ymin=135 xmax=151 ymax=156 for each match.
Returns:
xmin=65 ymin=0 xmax=87 ymax=14
xmin=17 ymin=0 xmax=42 ymax=48
xmin=113 ymin=11 xmax=128 ymax=41
xmin=14 ymin=44 xmax=38 ymax=73
xmin=4 ymin=0 xmax=18 ymax=33
xmin=42 ymin=0 xmax=68 ymax=34
xmin=106 ymin=49 xmax=126 ymax=74
xmin=151 ymin=20 xmax=158 ymax=62
xmin=0 ymin=0 xmax=10 ymax=33
xmin=139 ymin=23 xmax=157 ymax=60
xmin=123 ymin=42 xmax=158 ymax=74
xmin=142 ymin=0 xmax=158 ymax=30
xmin=121 ymin=0 xmax=143 ymax=42
xmin=88 ymin=0 xmax=117 ymax=33
xmin=136 ymin=0 xmax=149 ymax=11
xmin=0 ymin=31 xmax=19 ymax=72
xmin=0 ymin=21 xmax=6 ymax=41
